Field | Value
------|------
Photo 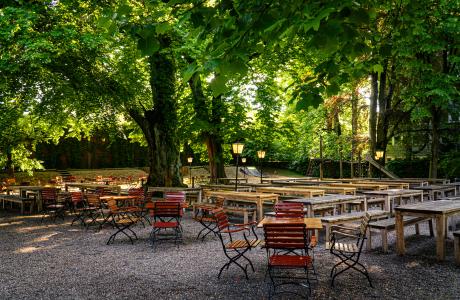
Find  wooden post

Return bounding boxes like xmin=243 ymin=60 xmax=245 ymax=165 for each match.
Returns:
xmin=435 ymin=215 xmax=446 ymax=261
xmin=319 ymin=135 xmax=324 ymax=180
xmin=395 ymin=211 xmax=405 ymax=255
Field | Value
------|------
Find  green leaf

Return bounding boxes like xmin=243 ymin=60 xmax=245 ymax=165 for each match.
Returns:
xmin=373 ymin=64 xmax=384 ymax=75
xmin=137 ymin=37 xmax=160 ymax=56
xmin=209 ymin=76 xmax=228 ymax=97
xmin=183 ymin=62 xmax=198 ymax=82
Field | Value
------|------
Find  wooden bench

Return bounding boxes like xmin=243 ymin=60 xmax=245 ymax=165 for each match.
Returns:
xmin=321 ymin=210 xmax=389 ymax=247
xmin=0 ymin=195 xmax=34 ymax=214
xmin=223 ymin=205 xmax=256 ymax=224
xmin=368 ymin=216 xmax=434 ymax=253
xmin=454 ymin=230 xmax=460 ymax=265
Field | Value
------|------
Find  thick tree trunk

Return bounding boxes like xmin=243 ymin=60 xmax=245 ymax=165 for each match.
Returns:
xmin=188 ymin=72 xmax=226 ymax=182
xmin=430 ymin=105 xmax=441 ymax=178
xmin=5 ymin=147 xmax=14 ymax=177
xmin=369 ymin=72 xmax=379 ymax=177
xmin=351 ymin=89 xmax=358 ymax=177
xmin=129 ymin=38 xmax=183 ymax=187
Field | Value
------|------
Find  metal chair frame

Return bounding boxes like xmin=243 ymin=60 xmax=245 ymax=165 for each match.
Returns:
xmin=193 ymin=196 xmax=225 ymax=241
xmin=263 ymin=223 xmax=314 ymax=299
xmin=149 ymin=201 xmax=183 ymax=247
xmin=212 ymin=208 xmax=260 ymax=280
xmin=40 ymin=188 xmax=65 ymax=223
xmin=329 ymin=212 xmax=373 ymax=287
xmin=106 ymin=199 xmax=140 ymax=245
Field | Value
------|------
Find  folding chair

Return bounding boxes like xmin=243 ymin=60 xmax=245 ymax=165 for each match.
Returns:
xmin=149 ymin=201 xmax=183 ymax=247
xmin=212 ymin=208 xmax=260 ymax=280
xmin=83 ymin=193 xmax=107 ymax=229
xmin=329 ymin=212 xmax=373 ymax=287
xmin=106 ymin=199 xmax=140 ymax=245
xmin=40 ymin=188 xmax=65 ymax=222
xmin=70 ymin=191 xmax=89 ymax=226
xmin=263 ymin=222 xmax=313 ymax=298
xmin=193 ymin=196 xmax=225 ymax=241
xmin=274 ymin=202 xmax=305 ymax=218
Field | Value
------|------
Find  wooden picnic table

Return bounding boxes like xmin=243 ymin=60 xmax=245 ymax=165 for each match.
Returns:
xmin=5 ymin=185 xmax=62 ymax=212
xmin=255 ymin=186 xmax=325 ymax=198
xmin=355 ymin=181 xmax=410 ymax=189
xmin=203 ymin=190 xmax=278 ymax=221
xmin=200 ymin=184 xmax=252 ymax=192
xmin=147 ymin=186 xmax=202 ymax=203
xmin=285 ymin=194 xmax=367 ymax=217
xmin=257 ymin=216 xmax=323 ymax=229
xmin=395 ymin=200 xmax=460 ymax=261
xmin=415 ymin=185 xmax=457 ymax=201
xmin=362 ymin=189 xmax=424 ymax=212
xmin=323 ymin=182 xmax=389 ymax=191
xmin=65 ymin=183 xmax=121 ymax=195
xmin=289 ymin=185 xmax=356 ymax=195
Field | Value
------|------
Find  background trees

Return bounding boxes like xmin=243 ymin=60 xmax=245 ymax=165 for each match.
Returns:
xmin=1 ymin=0 xmax=458 ymax=181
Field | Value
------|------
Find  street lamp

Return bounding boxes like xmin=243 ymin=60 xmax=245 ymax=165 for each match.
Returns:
xmin=257 ymin=150 xmax=266 ymax=184
xmin=375 ymin=150 xmax=384 ymax=161
xmin=232 ymin=142 xmax=244 ymax=191
xmin=241 ymin=157 xmax=247 ymax=178
xmin=187 ymin=156 xmax=193 ymax=187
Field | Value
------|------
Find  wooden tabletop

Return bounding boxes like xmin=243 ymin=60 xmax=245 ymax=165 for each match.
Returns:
xmin=289 ymin=185 xmax=356 ymax=195
xmin=324 ymin=183 xmax=389 ymax=190
xmin=285 ymin=194 xmax=366 ymax=205
xmin=258 ymin=217 xmax=323 ymax=229
xmin=413 ymin=185 xmax=456 ymax=191
xmin=362 ymin=189 xmax=423 ymax=196
xmin=394 ymin=200 xmax=460 ymax=214
xmin=100 ymin=195 xmax=138 ymax=201
xmin=255 ymin=186 xmax=325 ymax=197
xmin=203 ymin=190 xmax=278 ymax=199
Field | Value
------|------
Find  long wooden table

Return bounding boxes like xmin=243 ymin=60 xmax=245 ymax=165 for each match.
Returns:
xmin=395 ymin=200 xmax=460 ymax=261
xmin=147 ymin=186 xmax=202 ymax=203
xmin=415 ymin=185 xmax=457 ymax=201
xmin=285 ymin=194 xmax=367 ymax=217
xmin=289 ymin=185 xmax=356 ymax=195
xmin=362 ymin=189 xmax=424 ymax=212
xmin=65 ymin=183 xmax=121 ymax=195
xmin=324 ymin=183 xmax=389 ymax=191
xmin=5 ymin=185 xmax=62 ymax=212
xmin=257 ymin=216 xmax=323 ymax=229
xmin=203 ymin=190 xmax=278 ymax=221
xmin=255 ymin=186 xmax=325 ymax=198
xmin=200 ymin=184 xmax=252 ymax=192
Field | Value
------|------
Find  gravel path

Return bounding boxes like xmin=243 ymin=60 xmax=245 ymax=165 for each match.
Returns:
xmin=0 ymin=211 xmax=459 ymax=299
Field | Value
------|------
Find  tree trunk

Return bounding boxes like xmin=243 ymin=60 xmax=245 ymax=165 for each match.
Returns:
xmin=129 ymin=38 xmax=183 ymax=187
xmin=188 ymin=71 xmax=226 ymax=182
xmin=429 ymin=105 xmax=441 ymax=178
xmin=351 ymin=88 xmax=358 ymax=177
xmin=5 ymin=147 xmax=14 ymax=177
xmin=369 ymin=72 xmax=379 ymax=177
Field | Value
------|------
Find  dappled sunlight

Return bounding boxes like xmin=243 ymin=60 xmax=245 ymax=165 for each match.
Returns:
xmin=0 ymin=221 xmax=24 ymax=227
xmin=405 ymin=261 xmax=420 ymax=268
xmin=31 ymin=232 xmax=60 ymax=243
xmin=16 ymin=225 xmax=59 ymax=233
xmin=16 ymin=246 xmax=41 ymax=254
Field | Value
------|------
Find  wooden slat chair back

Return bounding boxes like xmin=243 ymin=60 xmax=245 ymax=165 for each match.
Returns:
xmin=329 ymin=212 xmax=372 ymax=287
xmin=150 ymin=201 xmax=183 ymax=246
xmin=263 ymin=222 xmax=313 ymax=298
xmin=274 ymin=202 xmax=305 ymax=218
xmin=211 ymin=208 xmax=260 ymax=280
xmin=165 ymin=191 xmax=186 ymax=202
xmin=95 ymin=186 xmax=112 ymax=196
xmin=82 ymin=193 xmax=105 ymax=229
xmin=40 ymin=188 xmax=65 ymax=222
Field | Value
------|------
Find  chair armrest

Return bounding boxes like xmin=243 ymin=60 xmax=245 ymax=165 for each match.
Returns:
xmin=233 ymin=221 xmax=257 ymax=227
xmin=331 ymin=230 xmax=359 ymax=239
xmin=221 ymin=227 xmax=246 ymax=234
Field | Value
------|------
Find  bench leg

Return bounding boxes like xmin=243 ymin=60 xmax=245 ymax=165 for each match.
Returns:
xmin=251 ymin=211 xmax=257 ymax=222
xmin=381 ymin=229 xmax=388 ymax=253
xmin=415 ymin=224 xmax=420 ymax=235
xmin=325 ymin=224 xmax=331 ymax=249
xmin=428 ymin=219 xmax=434 ymax=237
xmin=455 ymin=237 xmax=460 ymax=265
xmin=243 ymin=211 xmax=248 ymax=224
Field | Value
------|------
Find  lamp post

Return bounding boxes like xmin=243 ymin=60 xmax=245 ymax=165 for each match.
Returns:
xmin=241 ymin=157 xmax=247 ymax=178
xmin=232 ymin=142 xmax=244 ymax=191
xmin=257 ymin=150 xmax=266 ymax=184
xmin=374 ymin=150 xmax=384 ymax=179
xmin=187 ymin=156 xmax=193 ymax=187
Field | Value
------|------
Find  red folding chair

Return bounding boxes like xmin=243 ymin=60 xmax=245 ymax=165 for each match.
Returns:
xmin=40 ymin=188 xmax=65 ymax=222
xmin=149 ymin=201 xmax=183 ymax=247
xmin=263 ymin=222 xmax=314 ymax=298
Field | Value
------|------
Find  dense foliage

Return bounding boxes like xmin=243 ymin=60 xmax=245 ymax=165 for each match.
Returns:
xmin=0 ymin=0 xmax=458 ymax=181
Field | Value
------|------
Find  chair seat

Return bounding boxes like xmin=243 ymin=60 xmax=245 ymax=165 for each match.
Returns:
xmin=330 ymin=242 xmax=359 ymax=253
xmin=269 ymin=254 xmax=312 ymax=268
xmin=154 ymin=221 xmax=180 ymax=228
xmin=226 ymin=239 xmax=260 ymax=249
xmin=193 ymin=216 xmax=215 ymax=222
xmin=116 ymin=217 xmax=140 ymax=225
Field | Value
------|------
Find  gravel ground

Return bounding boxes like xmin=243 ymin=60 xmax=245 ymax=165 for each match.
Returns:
xmin=0 ymin=210 xmax=459 ymax=300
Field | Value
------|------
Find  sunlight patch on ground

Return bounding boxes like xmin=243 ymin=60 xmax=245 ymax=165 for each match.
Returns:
xmin=0 ymin=221 xmax=24 ymax=227
xmin=405 ymin=261 xmax=420 ymax=268
xmin=31 ymin=232 xmax=60 ymax=243
xmin=16 ymin=246 xmax=41 ymax=254
xmin=16 ymin=224 xmax=58 ymax=233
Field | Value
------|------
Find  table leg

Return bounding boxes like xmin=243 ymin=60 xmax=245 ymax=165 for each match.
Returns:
xmin=385 ymin=195 xmax=390 ymax=212
xmin=435 ymin=215 xmax=446 ymax=261
xmin=395 ymin=211 xmax=405 ymax=255
xmin=257 ymin=198 xmax=263 ymax=222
